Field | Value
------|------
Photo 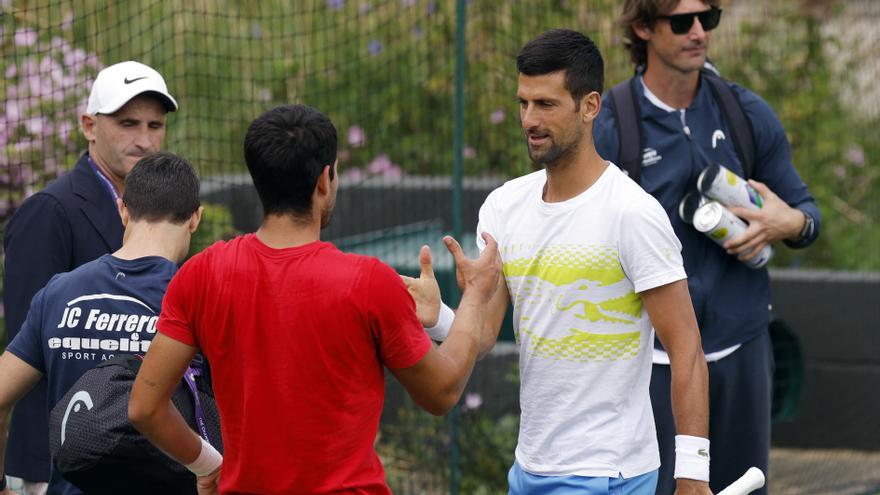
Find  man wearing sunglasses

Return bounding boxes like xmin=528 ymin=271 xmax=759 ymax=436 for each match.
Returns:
xmin=593 ymin=1 xmax=821 ymax=494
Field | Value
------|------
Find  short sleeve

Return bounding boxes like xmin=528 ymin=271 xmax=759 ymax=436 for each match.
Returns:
xmin=6 ymin=285 xmax=51 ymax=373
xmin=157 ymin=255 xmax=202 ymax=347
xmin=476 ymin=190 xmax=500 ymax=253
xmin=619 ymin=195 xmax=687 ymax=293
xmin=366 ymin=260 xmax=431 ymax=369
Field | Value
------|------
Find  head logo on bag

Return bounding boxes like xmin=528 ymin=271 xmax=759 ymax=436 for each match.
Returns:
xmin=49 ymin=354 xmax=222 ymax=495
xmin=60 ymin=390 xmax=94 ymax=445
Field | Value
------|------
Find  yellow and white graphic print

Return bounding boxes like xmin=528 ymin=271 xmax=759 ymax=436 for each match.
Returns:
xmin=504 ymin=243 xmax=643 ymax=363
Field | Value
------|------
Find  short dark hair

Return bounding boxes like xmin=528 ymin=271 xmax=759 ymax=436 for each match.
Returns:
xmin=123 ymin=151 xmax=200 ymax=224
xmin=621 ymin=0 xmax=720 ymax=67
xmin=244 ymin=104 xmax=337 ymax=217
xmin=516 ymin=29 xmax=605 ymax=108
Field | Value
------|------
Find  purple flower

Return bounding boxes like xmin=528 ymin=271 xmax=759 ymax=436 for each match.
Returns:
xmin=6 ymin=100 xmax=22 ymax=121
xmin=14 ymin=28 xmax=38 ymax=47
xmin=382 ymin=164 xmax=403 ymax=180
xmin=327 ymin=0 xmax=344 ymax=9
xmin=368 ymin=39 xmax=383 ymax=56
xmin=251 ymin=22 xmax=262 ymax=39
xmin=359 ymin=2 xmax=371 ymax=14
xmin=833 ymin=164 xmax=846 ymax=179
xmin=64 ymin=48 xmax=89 ymax=72
xmin=5 ymin=64 xmax=17 ymax=79
xmin=347 ymin=125 xmax=366 ymax=147
xmin=490 ymin=108 xmax=505 ymax=124
xmin=24 ymin=116 xmax=44 ymax=136
xmin=410 ymin=26 xmax=423 ymax=38
xmin=368 ymin=154 xmax=392 ymax=174
xmin=463 ymin=146 xmax=476 ymax=159
xmin=57 ymin=121 xmax=73 ymax=145
xmin=342 ymin=167 xmax=365 ymax=184
xmin=846 ymin=144 xmax=865 ymax=167
xmin=462 ymin=393 xmax=482 ymax=411
xmin=401 ymin=0 xmax=416 ymax=6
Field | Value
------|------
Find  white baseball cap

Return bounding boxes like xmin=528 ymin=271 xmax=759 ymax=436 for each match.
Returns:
xmin=86 ymin=61 xmax=178 ymax=115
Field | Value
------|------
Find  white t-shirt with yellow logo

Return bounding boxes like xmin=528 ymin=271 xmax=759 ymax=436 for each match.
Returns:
xmin=477 ymin=164 xmax=686 ymax=478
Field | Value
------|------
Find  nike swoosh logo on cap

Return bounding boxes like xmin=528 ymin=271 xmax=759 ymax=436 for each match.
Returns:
xmin=124 ymin=76 xmax=148 ymax=84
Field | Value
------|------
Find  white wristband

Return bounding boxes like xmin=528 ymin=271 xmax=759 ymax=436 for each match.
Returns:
xmin=185 ymin=437 xmax=223 ymax=477
xmin=673 ymin=435 xmax=710 ymax=482
xmin=424 ymin=301 xmax=454 ymax=342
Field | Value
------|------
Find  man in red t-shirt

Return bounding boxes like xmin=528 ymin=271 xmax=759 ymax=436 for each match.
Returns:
xmin=127 ymin=104 xmax=501 ymax=495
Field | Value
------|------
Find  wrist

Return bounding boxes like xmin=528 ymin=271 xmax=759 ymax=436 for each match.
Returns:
xmin=674 ymin=435 xmax=710 ymax=482
xmin=794 ymin=209 xmax=814 ymax=241
xmin=186 ymin=437 xmax=223 ymax=477
xmin=425 ymin=301 xmax=454 ymax=341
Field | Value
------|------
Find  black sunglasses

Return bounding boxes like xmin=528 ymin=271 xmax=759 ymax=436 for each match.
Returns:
xmin=658 ymin=6 xmax=722 ymax=35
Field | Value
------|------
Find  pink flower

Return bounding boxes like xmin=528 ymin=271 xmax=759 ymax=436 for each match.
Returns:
xmin=463 ymin=146 xmax=476 ymax=159
xmin=490 ymin=108 xmax=505 ymax=124
xmin=382 ymin=164 xmax=403 ymax=180
xmin=342 ymin=167 xmax=365 ymax=184
xmin=833 ymin=164 xmax=846 ymax=179
xmin=14 ymin=28 xmax=38 ymax=47
xmin=846 ymin=144 xmax=865 ymax=167
xmin=368 ymin=154 xmax=392 ymax=174
xmin=347 ymin=125 xmax=366 ymax=147
xmin=5 ymin=64 xmax=17 ymax=79
xmin=57 ymin=121 xmax=73 ymax=145
xmin=462 ymin=392 xmax=483 ymax=411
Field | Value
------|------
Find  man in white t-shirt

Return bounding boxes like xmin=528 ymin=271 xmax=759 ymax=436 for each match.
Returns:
xmin=405 ymin=30 xmax=712 ymax=495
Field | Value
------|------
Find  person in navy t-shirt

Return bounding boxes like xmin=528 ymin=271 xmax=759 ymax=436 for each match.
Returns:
xmin=0 ymin=152 xmax=203 ymax=495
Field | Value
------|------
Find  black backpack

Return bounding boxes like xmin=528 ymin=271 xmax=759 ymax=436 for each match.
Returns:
xmin=49 ymin=354 xmax=223 ymax=495
xmin=607 ymin=66 xmax=756 ymax=184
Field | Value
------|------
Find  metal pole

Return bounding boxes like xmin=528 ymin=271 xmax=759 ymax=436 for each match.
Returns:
xmin=449 ymin=0 xmax=466 ymax=493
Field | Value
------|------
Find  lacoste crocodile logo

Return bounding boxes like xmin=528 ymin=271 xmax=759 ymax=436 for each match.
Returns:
xmin=698 ymin=448 xmax=709 ymax=458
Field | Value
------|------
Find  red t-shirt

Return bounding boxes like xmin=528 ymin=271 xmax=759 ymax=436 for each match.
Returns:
xmin=158 ymin=234 xmax=431 ymax=494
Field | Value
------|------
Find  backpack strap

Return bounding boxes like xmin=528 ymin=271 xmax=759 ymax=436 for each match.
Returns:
xmin=701 ymin=69 xmax=756 ymax=179
xmin=608 ymin=76 xmax=645 ymax=184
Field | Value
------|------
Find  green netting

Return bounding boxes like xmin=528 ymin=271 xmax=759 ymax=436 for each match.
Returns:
xmin=2 ymin=0 xmax=880 ymax=492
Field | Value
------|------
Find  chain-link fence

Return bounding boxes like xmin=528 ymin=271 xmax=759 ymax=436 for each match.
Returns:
xmin=2 ymin=0 xmax=879 ymax=492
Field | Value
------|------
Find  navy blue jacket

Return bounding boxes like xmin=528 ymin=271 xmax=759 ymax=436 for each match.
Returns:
xmin=593 ymin=75 xmax=820 ymax=353
xmin=3 ymin=153 xmax=123 ymax=481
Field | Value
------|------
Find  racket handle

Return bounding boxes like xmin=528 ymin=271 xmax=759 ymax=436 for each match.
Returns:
xmin=717 ymin=467 xmax=765 ymax=495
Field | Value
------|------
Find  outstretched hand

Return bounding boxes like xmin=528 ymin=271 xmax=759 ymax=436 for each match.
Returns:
xmin=400 ymin=245 xmax=442 ymax=327
xmin=725 ymin=179 xmax=805 ymax=261
xmin=445 ymin=232 xmax=501 ymax=304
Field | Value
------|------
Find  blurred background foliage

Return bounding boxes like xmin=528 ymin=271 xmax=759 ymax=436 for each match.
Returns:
xmin=1 ymin=0 xmax=878 ymax=488
xmin=2 ymin=0 xmax=876 ymax=274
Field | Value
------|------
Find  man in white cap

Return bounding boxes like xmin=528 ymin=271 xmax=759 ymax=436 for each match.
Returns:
xmin=1 ymin=60 xmax=177 ymax=495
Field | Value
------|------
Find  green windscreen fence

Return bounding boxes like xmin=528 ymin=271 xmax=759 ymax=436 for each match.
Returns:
xmin=3 ymin=0 xmax=879 ymax=493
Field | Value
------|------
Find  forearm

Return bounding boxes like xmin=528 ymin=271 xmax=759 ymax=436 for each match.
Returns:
xmin=433 ymin=294 xmax=484 ymax=396
xmin=669 ymin=350 xmax=709 ymax=438
xmin=130 ymin=400 xmax=202 ymax=465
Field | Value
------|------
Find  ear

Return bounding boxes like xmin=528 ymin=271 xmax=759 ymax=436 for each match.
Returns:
xmin=117 ymin=198 xmax=129 ymax=226
xmin=315 ymin=164 xmax=332 ymax=195
xmin=633 ymin=21 xmax=653 ymax=42
xmin=189 ymin=206 xmax=204 ymax=234
xmin=580 ymin=91 xmax=603 ymax=124
xmin=81 ymin=114 xmax=97 ymax=142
